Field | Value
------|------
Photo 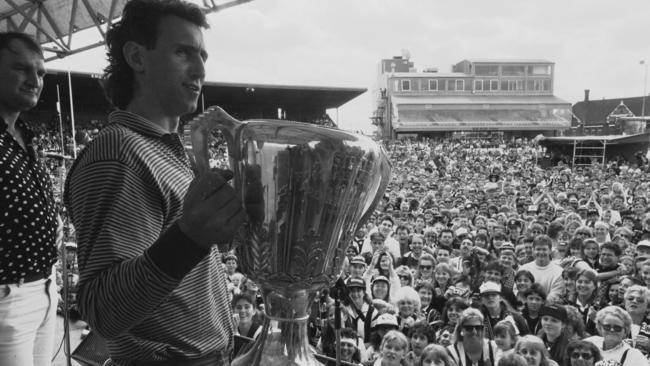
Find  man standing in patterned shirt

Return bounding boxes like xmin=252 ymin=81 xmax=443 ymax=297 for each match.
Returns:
xmin=0 ymin=32 xmax=60 ymax=366
xmin=64 ymin=0 xmax=246 ymax=365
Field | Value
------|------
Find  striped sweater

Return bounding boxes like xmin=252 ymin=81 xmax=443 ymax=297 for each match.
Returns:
xmin=64 ymin=111 xmax=233 ymax=364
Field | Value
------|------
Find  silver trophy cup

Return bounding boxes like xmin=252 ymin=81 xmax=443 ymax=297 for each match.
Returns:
xmin=186 ymin=106 xmax=391 ymax=366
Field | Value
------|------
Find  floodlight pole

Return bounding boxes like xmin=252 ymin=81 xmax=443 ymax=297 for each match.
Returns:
xmin=67 ymin=71 xmax=77 ymax=158
xmin=642 ymin=60 xmax=648 ymax=117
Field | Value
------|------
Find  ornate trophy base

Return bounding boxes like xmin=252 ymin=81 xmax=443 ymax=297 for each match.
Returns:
xmin=232 ymin=290 xmax=323 ymax=366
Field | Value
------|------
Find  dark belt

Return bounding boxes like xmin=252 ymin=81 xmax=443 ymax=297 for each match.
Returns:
xmin=130 ymin=351 xmax=229 ymax=366
xmin=0 ymin=269 xmax=51 ymax=286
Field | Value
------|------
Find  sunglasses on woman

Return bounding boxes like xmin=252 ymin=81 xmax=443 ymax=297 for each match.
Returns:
xmin=601 ymin=324 xmax=624 ymax=332
xmin=570 ymin=352 xmax=593 ymax=360
xmin=462 ymin=325 xmax=484 ymax=332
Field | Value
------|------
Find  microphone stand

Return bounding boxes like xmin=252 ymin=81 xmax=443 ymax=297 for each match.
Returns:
xmin=54 ymin=156 xmax=72 ymax=366
xmin=56 ymin=83 xmax=72 ymax=366
xmin=60 ymin=222 xmax=72 ymax=366
xmin=332 ymin=288 xmax=342 ymax=366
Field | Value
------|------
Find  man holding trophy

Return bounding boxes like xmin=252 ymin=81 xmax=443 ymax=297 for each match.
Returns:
xmin=66 ymin=0 xmax=390 ymax=365
xmin=64 ymin=0 xmax=245 ymax=365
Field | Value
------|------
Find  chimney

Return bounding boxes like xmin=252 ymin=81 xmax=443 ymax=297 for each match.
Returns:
xmin=584 ymin=89 xmax=590 ymax=102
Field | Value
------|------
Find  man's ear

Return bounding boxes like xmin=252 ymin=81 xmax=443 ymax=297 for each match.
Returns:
xmin=122 ymin=41 xmax=145 ymax=72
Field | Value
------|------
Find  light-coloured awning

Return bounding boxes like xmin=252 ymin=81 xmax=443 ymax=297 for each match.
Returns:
xmin=394 ymin=120 xmax=570 ymax=132
xmin=391 ymin=95 xmax=571 ymax=106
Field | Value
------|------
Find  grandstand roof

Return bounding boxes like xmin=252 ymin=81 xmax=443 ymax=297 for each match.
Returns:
xmin=33 ymin=70 xmax=365 ymax=124
xmin=573 ymin=96 xmax=649 ymax=125
xmin=200 ymin=79 xmax=366 ymax=111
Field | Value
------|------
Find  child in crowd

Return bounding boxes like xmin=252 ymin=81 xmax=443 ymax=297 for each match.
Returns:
xmin=419 ymin=344 xmax=456 ymax=366
xmin=494 ymin=320 xmax=519 ymax=364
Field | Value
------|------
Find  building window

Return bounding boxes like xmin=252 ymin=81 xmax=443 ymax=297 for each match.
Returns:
xmin=501 ymin=80 xmax=525 ymax=91
xmin=543 ymin=80 xmax=551 ymax=91
xmin=448 ymin=80 xmax=455 ymax=91
xmin=401 ymin=79 xmax=411 ymax=91
xmin=502 ymin=65 xmax=526 ymax=76
xmin=429 ymin=79 xmax=438 ymax=91
xmin=490 ymin=79 xmax=499 ymax=91
xmin=455 ymin=79 xmax=465 ymax=91
xmin=527 ymin=79 xmax=545 ymax=91
xmin=475 ymin=65 xmax=499 ymax=76
xmin=474 ymin=80 xmax=483 ymax=91
xmin=516 ymin=80 xmax=524 ymax=90
xmin=530 ymin=65 xmax=551 ymax=75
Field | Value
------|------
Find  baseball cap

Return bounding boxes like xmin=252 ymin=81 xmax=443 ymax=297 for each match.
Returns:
xmin=479 ymin=281 xmax=501 ymax=295
xmin=455 ymin=227 xmax=469 ymax=237
xmin=346 ymin=277 xmax=366 ymax=289
xmin=638 ymin=240 xmax=650 ymax=249
xmin=499 ymin=242 xmax=515 ymax=253
xmin=349 ymin=256 xmax=367 ymax=266
xmin=540 ymin=305 xmax=568 ymax=323
xmin=372 ymin=313 xmax=398 ymax=328
xmin=372 ymin=276 xmax=390 ymax=285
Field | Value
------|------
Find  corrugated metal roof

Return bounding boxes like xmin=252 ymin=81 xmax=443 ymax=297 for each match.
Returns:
xmin=392 ymin=95 xmax=571 ymax=105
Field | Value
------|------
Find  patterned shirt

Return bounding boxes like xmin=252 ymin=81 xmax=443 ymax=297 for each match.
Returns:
xmin=64 ymin=111 xmax=233 ymax=364
xmin=0 ymin=117 xmax=57 ymax=283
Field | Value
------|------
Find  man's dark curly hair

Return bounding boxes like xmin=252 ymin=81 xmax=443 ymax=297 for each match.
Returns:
xmin=103 ymin=0 xmax=208 ymax=109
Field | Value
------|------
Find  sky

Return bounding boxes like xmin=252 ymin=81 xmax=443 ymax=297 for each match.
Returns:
xmin=45 ymin=0 xmax=650 ymax=134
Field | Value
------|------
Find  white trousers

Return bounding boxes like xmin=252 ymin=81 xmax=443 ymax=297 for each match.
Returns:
xmin=0 ymin=273 xmax=58 ymax=366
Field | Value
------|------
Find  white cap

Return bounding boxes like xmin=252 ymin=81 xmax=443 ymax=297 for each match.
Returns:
xmin=372 ymin=313 xmax=398 ymax=328
xmin=455 ymin=227 xmax=469 ymax=237
xmin=479 ymin=281 xmax=502 ymax=295
xmin=638 ymin=240 xmax=650 ymax=249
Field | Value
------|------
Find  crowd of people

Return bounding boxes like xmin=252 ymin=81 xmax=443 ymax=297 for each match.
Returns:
xmin=222 ymin=136 xmax=650 ymax=366
xmin=36 ymin=91 xmax=650 ymax=366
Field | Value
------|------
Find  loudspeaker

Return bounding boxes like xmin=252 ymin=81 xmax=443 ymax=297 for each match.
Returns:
xmin=71 ymin=331 xmax=109 ymax=366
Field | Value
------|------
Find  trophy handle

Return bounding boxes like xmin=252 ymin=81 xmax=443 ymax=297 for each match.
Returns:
xmin=358 ymin=149 xmax=392 ymax=229
xmin=188 ymin=106 xmax=242 ymax=174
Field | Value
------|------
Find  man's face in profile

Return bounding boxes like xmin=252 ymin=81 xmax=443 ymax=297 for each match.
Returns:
xmin=137 ymin=15 xmax=207 ymax=117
